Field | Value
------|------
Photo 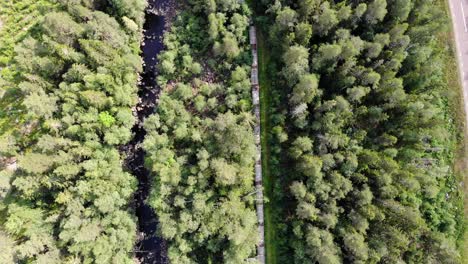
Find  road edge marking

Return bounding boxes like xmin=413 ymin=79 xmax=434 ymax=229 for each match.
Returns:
xmin=461 ymin=0 xmax=468 ymax=32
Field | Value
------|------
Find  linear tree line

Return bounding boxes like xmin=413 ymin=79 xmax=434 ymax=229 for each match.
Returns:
xmin=255 ymin=0 xmax=464 ymax=262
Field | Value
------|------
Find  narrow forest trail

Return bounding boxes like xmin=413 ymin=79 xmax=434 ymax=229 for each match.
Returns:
xmin=124 ymin=0 xmax=172 ymax=263
xmin=249 ymin=25 xmax=266 ymax=264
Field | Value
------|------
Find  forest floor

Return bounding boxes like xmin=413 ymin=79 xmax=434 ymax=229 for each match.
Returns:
xmin=257 ymin=28 xmax=278 ymax=264
xmin=445 ymin=0 xmax=468 ymax=259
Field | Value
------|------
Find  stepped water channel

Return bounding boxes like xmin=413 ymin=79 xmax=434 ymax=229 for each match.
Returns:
xmin=124 ymin=0 xmax=173 ymax=263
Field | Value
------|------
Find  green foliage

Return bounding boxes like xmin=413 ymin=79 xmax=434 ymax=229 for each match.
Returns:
xmin=0 ymin=0 xmax=146 ymax=262
xmin=99 ymin=111 xmax=116 ymax=127
xmin=261 ymin=0 xmax=465 ymax=262
xmin=143 ymin=0 xmax=258 ymax=262
xmin=0 ymin=0 xmax=464 ymax=263
xmin=0 ymin=0 xmax=58 ymax=144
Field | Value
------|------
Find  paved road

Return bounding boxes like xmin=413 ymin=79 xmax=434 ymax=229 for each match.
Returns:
xmin=448 ymin=0 xmax=468 ymax=128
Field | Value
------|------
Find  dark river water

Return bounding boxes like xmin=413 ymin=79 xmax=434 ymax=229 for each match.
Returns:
xmin=126 ymin=0 xmax=171 ymax=263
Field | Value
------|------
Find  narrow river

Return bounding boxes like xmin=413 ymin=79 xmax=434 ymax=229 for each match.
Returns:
xmin=125 ymin=0 xmax=172 ymax=263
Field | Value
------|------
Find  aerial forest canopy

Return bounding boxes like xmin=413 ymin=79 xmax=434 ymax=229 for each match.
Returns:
xmin=256 ymin=0 xmax=465 ymax=263
xmin=0 ymin=0 xmax=466 ymax=263
xmin=143 ymin=0 xmax=259 ymax=262
xmin=0 ymin=0 xmax=146 ymax=262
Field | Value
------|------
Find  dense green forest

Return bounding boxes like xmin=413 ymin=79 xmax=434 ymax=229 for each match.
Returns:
xmin=0 ymin=0 xmax=146 ymax=262
xmin=143 ymin=0 xmax=259 ymax=262
xmin=254 ymin=0 xmax=466 ymax=263
xmin=0 ymin=0 xmax=466 ymax=263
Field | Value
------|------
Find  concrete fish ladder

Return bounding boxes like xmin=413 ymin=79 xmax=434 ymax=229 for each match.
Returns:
xmin=249 ymin=24 xmax=265 ymax=264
